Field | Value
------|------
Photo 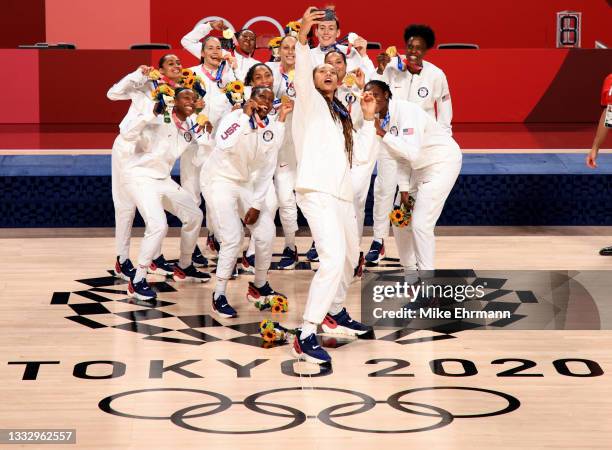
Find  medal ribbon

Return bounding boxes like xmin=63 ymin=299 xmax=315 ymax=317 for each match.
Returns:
xmin=381 ymin=111 xmax=390 ymax=130
xmin=202 ymin=60 xmax=226 ymax=84
xmin=249 ymin=114 xmax=269 ymax=130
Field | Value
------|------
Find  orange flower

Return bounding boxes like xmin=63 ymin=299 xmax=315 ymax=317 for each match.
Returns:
xmin=263 ymin=330 xmax=276 ymax=342
xmin=272 ymin=304 xmax=282 ymax=313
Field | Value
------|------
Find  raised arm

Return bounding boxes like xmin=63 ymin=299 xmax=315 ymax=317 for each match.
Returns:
xmin=120 ymin=109 xmax=158 ymax=142
xmin=352 ymin=91 xmax=376 ymax=165
xmin=107 ymin=67 xmax=150 ymax=101
xmin=181 ymin=20 xmax=226 ymax=60
xmin=295 ymin=7 xmax=326 ymax=99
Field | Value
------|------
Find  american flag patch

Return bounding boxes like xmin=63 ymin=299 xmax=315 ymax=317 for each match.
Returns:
xmin=403 ymin=128 xmax=414 ymax=135
xmin=442 ymin=94 xmax=451 ymax=102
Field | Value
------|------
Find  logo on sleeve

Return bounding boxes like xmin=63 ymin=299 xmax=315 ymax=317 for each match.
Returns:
xmin=345 ymin=93 xmax=356 ymax=105
xmin=417 ymin=87 xmax=429 ymax=98
xmin=263 ymin=130 xmax=274 ymax=142
xmin=389 ymin=126 xmax=399 ymax=136
xmin=183 ymin=132 xmax=193 ymax=142
xmin=220 ymin=123 xmax=240 ymax=140
xmin=403 ymin=128 xmax=414 ymax=135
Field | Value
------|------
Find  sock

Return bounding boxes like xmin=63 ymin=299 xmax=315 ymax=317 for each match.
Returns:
xmin=284 ymin=233 xmax=296 ymax=249
xmin=373 ymin=238 xmax=383 ymax=245
xmin=214 ymin=278 xmax=228 ymax=299
xmin=300 ymin=321 xmax=318 ymax=339
xmin=178 ymin=253 xmax=191 ymax=269
xmin=134 ymin=266 xmax=147 ymax=283
xmin=328 ymin=303 xmax=343 ymax=316
xmin=254 ymin=270 xmax=267 ymax=288
xmin=118 ymin=255 xmax=128 ymax=264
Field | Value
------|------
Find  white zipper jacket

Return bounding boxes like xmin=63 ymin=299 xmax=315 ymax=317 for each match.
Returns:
xmin=202 ymin=109 xmax=286 ymax=210
xmin=373 ymin=59 xmax=453 ymax=135
xmin=310 ymin=44 xmax=376 ymax=78
xmin=120 ymin=110 xmax=210 ymax=180
xmin=293 ymin=41 xmax=376 ymax=203
xmin=379 ymin=99 xmax=461 ymax=189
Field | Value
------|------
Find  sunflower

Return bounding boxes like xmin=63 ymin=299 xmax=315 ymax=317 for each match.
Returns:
xmin=262 ymin=341 xmax=274 ymax=349
xmin=225 ymin=80 xmax=244 ymax=94
xmin=159 ymin=84 xmax=175 ymax=96
xmin=181 ymin=68 xmax=193 ymax=78
xmin=182 ymin=78 xmax=195 ymax=89
xmin=263 ymin=330 xmax=276 ymax=342
xmin=286 ymin=21 xmax=301 ymax=32
xmin=268 ymin=36 xmax=282 ymax=48
xmin=272 ymin=304 xmax=282 ymax=313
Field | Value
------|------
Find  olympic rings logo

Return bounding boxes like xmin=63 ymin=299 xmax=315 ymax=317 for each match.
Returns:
xmin=99 ymin=386 xmax=520 ymax=434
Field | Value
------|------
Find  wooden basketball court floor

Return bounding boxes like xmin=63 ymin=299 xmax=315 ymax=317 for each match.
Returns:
xmin=1 ymin=227 xmax=612 ymax=449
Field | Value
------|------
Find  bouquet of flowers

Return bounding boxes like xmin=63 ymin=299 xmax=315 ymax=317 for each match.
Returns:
xmin=389 ymin=195 xmax=416 ymax=228
xmin=268 ymin=36 xmax=282 ymax=61
xmin=224 ymin=80 xmax=245 ymax=106
xmin=259 ymin=319 xmax=294 ymax=344
xmin=254 ymin=293 xmax=288 ymax=313
xmin=180 ymin=68 xmax=206 ymax=97
xmin=284 ymin=21 xmax=301 ymax=37
xmin=151 ymin=84 xmax=175 ymax=122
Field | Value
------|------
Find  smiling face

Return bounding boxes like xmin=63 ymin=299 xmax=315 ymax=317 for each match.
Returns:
xmin=238 ymin=30 xmax=256 ymax=54
xmin=364 ymin=83 xmax=389 ymax=115
xmin=202 ymin=37 xmax=223 ymax=67
xmin=250 ymin=66 xmax=274 ymax=88
xmin=313 ymin=64 xmax=338 ymax=96
xmin=405 ymin=36 xmax=427 ymax=67
xmin=159 ymin=55 xmax=182 ymax=81
xmin=174 ymin=89 xmax=197 ymax=119
xmin=316 ymin=21 xmax=340 ymax=47
xmin=279 ymin=36 xmax=296 ymax=67
xmin=251 ymin=89 xmax=275 ymax=118
xmin=324 ymin=52 xmax=346 ymax=83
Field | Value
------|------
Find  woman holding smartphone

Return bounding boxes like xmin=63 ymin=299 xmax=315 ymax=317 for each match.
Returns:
xmin=292 ymin=7 xmax=377 ymax=364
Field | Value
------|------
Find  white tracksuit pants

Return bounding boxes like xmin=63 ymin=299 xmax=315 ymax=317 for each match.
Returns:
xmin=372 ymin=151 xmax=399 ymax=239
xmin=351 ymin=158 xmax=377 ymax=243
xmin=274 ymin=163 xmax=299 ymax=238
xmin=181 ymin=147 xmax=218 ymax=237
xmin=297 ymin=191 xmax=359 ymax=324
xmin=111 ymin=138 xmax=136 ymax=259
xmin=123 ymin=176 xmax=203 ymax=268
xmin=394 ymin=158 xmax=462 ymax=271
xmin=208 ymin=179 xmax=276 ymax=281
xmin=246 ymin=182 xmax=278 ymax=257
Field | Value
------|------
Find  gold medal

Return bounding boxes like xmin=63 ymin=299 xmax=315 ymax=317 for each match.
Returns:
xmin=343 ymin=72 xmax=356 ymax=87
xmin=385 ymin=46 xmax=397 ymax=57
xmin=222 ymin=29 xmax=234 ymax=40
xmin=196 ymin=113 xmax=209 ymax=127
xmin=280 ymin=95 xmax=291 ymax=104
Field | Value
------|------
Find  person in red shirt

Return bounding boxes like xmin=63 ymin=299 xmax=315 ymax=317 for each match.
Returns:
xmin=586 ymin=73 xmax=612 ymax=255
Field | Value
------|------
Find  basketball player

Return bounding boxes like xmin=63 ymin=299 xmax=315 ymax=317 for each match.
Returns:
xmin=365 ymin=80 xmax=462 ymax=277
xmin=186 ymin=33 xmax=237 ymax=256
xmin=368 ymin=24 xmax=453 ymax=265
xmin=107 ymin=55 xmax=186 ymax=280
xmin=586 ymin=73 xmax=612 ymax=255
xmin=203 ymin=87 xmax=292 ymax=318
xmin=182 ymin=20 xmax=260 ymax=81
xmin=121 ymin=88 xmax=211 ymax=300
xmin=292 ymin=8 xmax=377 ymax=364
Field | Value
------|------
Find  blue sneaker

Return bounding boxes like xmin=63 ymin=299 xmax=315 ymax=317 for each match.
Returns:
xmin=127 ymin=278 xmax=157 ymax=301
xmin=365 ymin=240 xmax=385 ymax=264
xmin=246 ymin=281 xmax=287 ymax=306
xmin=322 ymin=308 xmax=374 ymax=338
xmin=292 ymin=331 xmax=331 ymax=364
xmin=278 ymin=246 xmax=298 ymax=270
xmin=192 ymin=245 xmax=209 ymax=268
xmin=212 ymin=293 xmax=237 ymax=318
xmin=173 ymin=264 xmax=211 ymax=283
xmin=241 ymin=252 xmax=255 ymax=274
xmin=114 ymin=256 xmax=136 ymax=281
xmin=148 ymin=254 xmax=174 ymax=276
xmin=306 ymin=241 xmax=319 ymax=262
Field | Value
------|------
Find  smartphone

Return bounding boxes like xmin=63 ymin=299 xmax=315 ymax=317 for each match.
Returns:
xmin=311 ymin=8 xmax=336 ymax=21
xmin=220 ymin=38 xmax=234 ymax=52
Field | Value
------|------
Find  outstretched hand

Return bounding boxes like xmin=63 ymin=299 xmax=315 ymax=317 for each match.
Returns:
xmin=299 ymin=7 xmax=326 ymax=43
